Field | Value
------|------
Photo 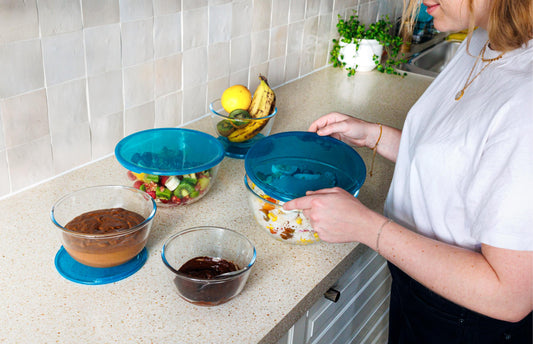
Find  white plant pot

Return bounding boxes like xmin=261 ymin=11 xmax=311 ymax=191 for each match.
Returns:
xmin=338 ymin=39 xmax=384 ymax=72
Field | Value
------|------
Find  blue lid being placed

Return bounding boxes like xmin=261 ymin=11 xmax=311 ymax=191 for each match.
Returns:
xmin=115 ymin=128 xmax=225 ymax=175
xmin=244 ymin=131 xmax=366 ymax=202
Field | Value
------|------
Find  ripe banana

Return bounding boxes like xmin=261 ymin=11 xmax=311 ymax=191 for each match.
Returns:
xmin=227 ymin=75 xmax=276 ymax=143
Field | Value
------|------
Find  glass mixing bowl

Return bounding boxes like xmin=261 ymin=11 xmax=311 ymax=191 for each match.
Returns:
xmin=51 ymin=185 xmax=157 ymax=268
xmin=162 ymin=226 xmax=256 ymax=306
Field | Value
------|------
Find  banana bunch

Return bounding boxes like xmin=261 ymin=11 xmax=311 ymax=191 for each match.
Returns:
xmin=217 ymin=75 xmax=276 ymax=143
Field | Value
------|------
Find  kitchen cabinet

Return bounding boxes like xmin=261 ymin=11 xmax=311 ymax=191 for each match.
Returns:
xmin=277 ymin=245 xmax=390 ymax=344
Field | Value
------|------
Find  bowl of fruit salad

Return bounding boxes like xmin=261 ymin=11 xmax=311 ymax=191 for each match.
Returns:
xmin=244 ymin=131 xmax=367 ymax=245
xmin=209 ymin=75 xmax=278 ymax=159
xmin=115 ymin=128 xmax=225 ymax=206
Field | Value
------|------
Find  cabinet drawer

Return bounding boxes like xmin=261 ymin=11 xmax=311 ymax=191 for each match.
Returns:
xmin=306 ymin=248 xmax=388 ymax=340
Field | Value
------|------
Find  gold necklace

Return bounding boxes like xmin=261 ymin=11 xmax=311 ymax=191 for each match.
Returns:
xmin=455 ymin=41 xmax=504 ymax=101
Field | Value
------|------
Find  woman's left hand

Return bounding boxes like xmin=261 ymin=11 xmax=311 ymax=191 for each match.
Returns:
xmin=283 ymin=187 xmax=383 ymax=244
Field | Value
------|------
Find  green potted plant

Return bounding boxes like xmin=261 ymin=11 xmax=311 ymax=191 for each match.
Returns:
xmin=330 ymin=11 xmax=407 ymax=77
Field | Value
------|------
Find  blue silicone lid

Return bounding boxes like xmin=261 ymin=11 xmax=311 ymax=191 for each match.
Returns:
xmin=244 ymin=131 xmax=366 ymax=202
xmin=55 ymin=246 xmax=148 ymax=285
xmin=115 ymin=128 xmax=225 ymax=175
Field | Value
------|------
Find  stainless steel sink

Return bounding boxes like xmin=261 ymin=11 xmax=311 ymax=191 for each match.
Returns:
xmin=401 ymin=40 xmax=461 ymax=77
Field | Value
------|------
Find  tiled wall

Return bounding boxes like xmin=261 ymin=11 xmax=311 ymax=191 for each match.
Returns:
xmin=0 ymin=0 xmax=402 ymax=199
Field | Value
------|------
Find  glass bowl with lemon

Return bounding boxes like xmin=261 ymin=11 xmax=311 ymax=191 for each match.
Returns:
xmin=210 ymin=75 xmax=278 ymax=159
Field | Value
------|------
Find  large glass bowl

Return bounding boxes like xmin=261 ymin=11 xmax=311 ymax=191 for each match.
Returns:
xmin=51 ymin=185 xmax=157 ymax=268
xmin=209 ymin=99 xmax=277 ymax=159
xmin=162 ymin=226 xmax=256 ymax=306
xmin=115 ymin=128 xmax=225 ymax=207
xmin=244 ymin=175 xmax=319 ymax=245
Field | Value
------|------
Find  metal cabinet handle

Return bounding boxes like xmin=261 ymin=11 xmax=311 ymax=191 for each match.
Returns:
xmin=324 ymin=288 xmax=340 ymax=302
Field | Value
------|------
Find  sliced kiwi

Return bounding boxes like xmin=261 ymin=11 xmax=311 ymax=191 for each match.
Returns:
xmin=217 ymin=119 xmax=235 ymax=137
xmin=229 ymin=109 xmax=252 ymax=128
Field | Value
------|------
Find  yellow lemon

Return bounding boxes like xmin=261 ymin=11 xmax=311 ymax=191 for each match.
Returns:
xmin=221 ymin=85 xmax=252 ymax=113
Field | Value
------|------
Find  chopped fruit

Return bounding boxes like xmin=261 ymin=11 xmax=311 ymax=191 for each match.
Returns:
xmin=164 ymin=175 xmax=180 ymax=191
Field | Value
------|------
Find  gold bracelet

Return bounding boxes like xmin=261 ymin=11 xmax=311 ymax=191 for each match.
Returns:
xmin=369 ymin=123 xmax=382 ymax=177
xmin=376 ymin=218 xmax=393 ymax=256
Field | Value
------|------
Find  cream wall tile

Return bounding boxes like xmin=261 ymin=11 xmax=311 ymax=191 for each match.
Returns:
xmin=251 ymin=0 xmax=271 ymax=32
xmin=154 ymin=13 xmax=181 ymax=58
xmin=306 ymin=0 xmax=321 ymax=18
xmin=182 ymin=84 xmax=206 ymax=123
xmin=268 ymin=56 xmax=285 ymax=87
xmin=208 ymin=42 xmax=230 ymax=81
xmin=250 ymin=30 xmax=270 ymax=66
xmin=183 ymin=0 xmax=207 ymax=11
xmin=119 ymin=0 xmax=153 ymax=22
xmin=0 ymin=89 xmax=49 ymax=148
xmin=7 ymin=135 xmax=54 ymax=192
xmin=81 ymin=0 xmax=119 ymax=27
xmin=84 ymin=24 xmax=122 ymax=76
xmin=51 ymin=122 xmax=91 ymax=173
xmin=182 ymin=7 xmax=208 ymax=50
xmin=248 ymin=63 xmax=267 ymax=89
xmin=320 ymin=0 xmax=334 ymax=13
xmin=209 ymin=3 xmax=232 ymax=44
xmin=155 ymin=92 xmax=181 ymax=127
xmin=122 ymin=19 xmax=154 ymax=67
xmin=0 ymin=0 xmax=39 ymax=44
xmin=124 ymin=102 xmax=155 ymax=135
xmin=272 ymin=0 xmax=289 ymax=27
xmin=154 ymin=0 xmax=181 ymax=15
xmin=182 ymin=46 xmax=207 ymax=88
xmin=38 ymin=0 xmax=82 ymax=36
xmin=231 ymin=1 xmax=252 ymax=38
xmin=0 ymin=111 xmax=4 ymax=150
xmin=270 ymin=25 xmax=288 ymax=59
xmin=42 ymin=31 xmax=85 ymax=86
xmin=90 ymin=111 xmax=124 ymax=159
xmin=289 ymin=0 xmax=306 ymax=23
xmin=87 ymin=70 xmax=123 ymax=119
xmin=0 ymin=149 xmax=9 ymax=196
xmin=358 ymin=0 xmax=380 ymax=24
xmin=230 ymin=69 xmax=250 ymax=89
xmin=287 ymin=21 xmax=304 ymax=55
xmin=124 ymin=62 xmax=155 ymax=109
xmin=47 ymin=79 xmax=88 ymax=135
xmin=301 ymin=17 xmax=319 ymax=76
xmin=0 ymin=39 xmax=44 ymax=98
xmin=314 ymin=14 xmax=332 ymax=69
xmin=155 ymin=54 xmax=182 ymax=97
xmin=207 ymin=76 xmax=229 ymax=104
xmin=230 ymin=35 xmax=251 ymax=73
xmin=285 ymin=52 xmax=301 ymax=82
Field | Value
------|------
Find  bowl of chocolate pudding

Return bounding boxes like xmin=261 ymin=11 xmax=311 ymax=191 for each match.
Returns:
xmin=51 ymin=185 xmax=157 ymax=268
xmin=161 ymin=226 xmax=256 ymax=306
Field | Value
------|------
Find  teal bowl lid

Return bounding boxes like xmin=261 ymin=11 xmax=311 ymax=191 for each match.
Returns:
xmin=244 ymin=131 xmax=366 ymax=202
xmin=115 ymin=128 xmax=225 ymax=175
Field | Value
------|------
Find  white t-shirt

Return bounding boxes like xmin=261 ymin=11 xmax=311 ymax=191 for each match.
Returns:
xmin=384 ymin=29 xmax=533 ymax=252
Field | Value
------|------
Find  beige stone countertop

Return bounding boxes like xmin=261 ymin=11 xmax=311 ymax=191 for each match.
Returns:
xmin=0 ymin=67 xmax=432 ymax=344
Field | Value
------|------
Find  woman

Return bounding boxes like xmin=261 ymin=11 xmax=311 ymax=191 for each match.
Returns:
xmin=283 ymin=0 xmax=532 ymax=342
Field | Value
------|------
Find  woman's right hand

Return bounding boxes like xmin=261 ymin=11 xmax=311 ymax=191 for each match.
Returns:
xmin=309 ymin=112 xmax=379 ymax=149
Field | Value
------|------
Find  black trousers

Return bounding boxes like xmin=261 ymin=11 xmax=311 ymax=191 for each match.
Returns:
xmin=388 ymin=262 xmax=532 ymax=344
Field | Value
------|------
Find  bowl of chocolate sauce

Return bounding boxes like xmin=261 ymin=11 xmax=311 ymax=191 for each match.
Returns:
xmin=51 ymin=185 xmax=157 ymax=268
xmin=161 ymin=226 xmax=256 ymax=306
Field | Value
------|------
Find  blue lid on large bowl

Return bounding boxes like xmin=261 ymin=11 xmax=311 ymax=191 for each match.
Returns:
xmin=115 ymin=128 xmax=225 ymax=175
xmin=244 ymin=131 xmax=366 ymax=202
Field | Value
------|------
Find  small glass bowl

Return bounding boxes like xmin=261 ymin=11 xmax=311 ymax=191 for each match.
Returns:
xmin=209 ymin=100 xmax=277 ymax=159
xmin=51 ymin=185 xmax=157 ymax=268
xmin=244 ymin=175 xmax=320 ymax=245
xmin=161 ymin=226 xmax=256 ymax=306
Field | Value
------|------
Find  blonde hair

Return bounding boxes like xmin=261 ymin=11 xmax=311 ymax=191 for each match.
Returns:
xmin=401 ymin=0 xmax=533 ymax=52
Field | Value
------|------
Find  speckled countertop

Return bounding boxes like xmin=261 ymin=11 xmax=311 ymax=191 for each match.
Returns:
xmin=0 ymin=67 xmax=432 ymax=344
